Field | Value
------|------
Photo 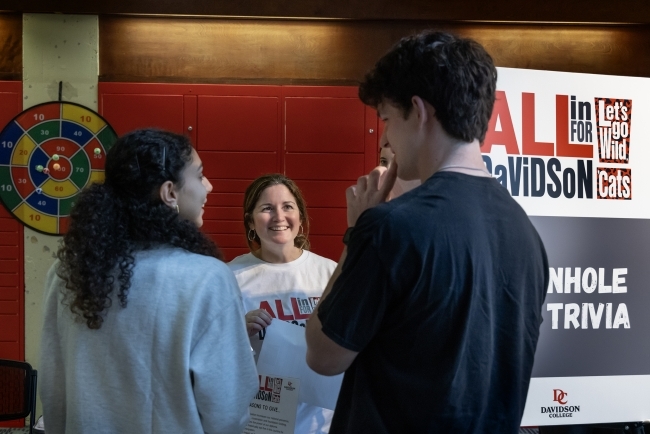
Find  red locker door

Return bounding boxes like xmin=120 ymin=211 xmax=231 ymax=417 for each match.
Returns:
xmin=196 ymin=88 xmax=282 ymax=260
xmin=96 ymin=83 xmax=378 ymax=262
xmin=98 ymin=83 xmax=193 ymax=137
xmin=97 ymin=83 xmax=285 ymax=261
xmin=0 ymin=81 xmax=25 ymax=428
xmin=283 ymin=86 xmax=378 ymax=261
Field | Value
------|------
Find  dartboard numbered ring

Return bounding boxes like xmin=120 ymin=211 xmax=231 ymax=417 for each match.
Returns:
xmin=0 ymin=101 xmax=117 ymax=235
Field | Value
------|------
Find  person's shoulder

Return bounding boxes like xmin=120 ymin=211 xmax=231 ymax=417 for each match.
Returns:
xmin=356 ymin=194 xmax=414 ymax=235
xmin=43 ymin=259 xmax=66 ymax=298
xmin=45 ymin=258 xmax=62 ymax=279
xmin=227 ymin=252 xmax=260 ymax=272
xmin=304 ymin=250 xmax=337 ymax=269
xmin=137 ymin=247 xmax=229 ymax=276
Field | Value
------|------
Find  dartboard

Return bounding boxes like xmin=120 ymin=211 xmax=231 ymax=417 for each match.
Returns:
xmin=0 ymin=101 xmax=117 ymax=235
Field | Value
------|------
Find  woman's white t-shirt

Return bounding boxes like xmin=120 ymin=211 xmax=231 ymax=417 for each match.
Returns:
xmin=228 ymin=250 xmax=337 ymax=434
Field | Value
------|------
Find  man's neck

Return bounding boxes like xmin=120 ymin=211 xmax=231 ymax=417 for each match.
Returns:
xmin=418 ymin=134 xmax=488 ymax=182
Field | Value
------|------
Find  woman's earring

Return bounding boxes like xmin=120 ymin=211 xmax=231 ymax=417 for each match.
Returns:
xmin=247 ymin=229 xmax=256 ymax=241
xmin=174 ymin=204 xmax=179 ymax=214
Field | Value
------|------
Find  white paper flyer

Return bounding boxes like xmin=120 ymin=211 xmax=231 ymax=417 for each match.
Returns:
xmin=256 ymin=319 xmax=343 ymax=410
xmin=243 ymin=375 xmax=300 ymax=434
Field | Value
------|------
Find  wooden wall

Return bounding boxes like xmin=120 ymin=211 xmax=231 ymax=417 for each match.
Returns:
xmin=99 ymin=17 xmax=650 ymax=84
xmin=0 ymin=13 xmax=21 ymax=81
xmin=2 ymin=12 xmax=650 ymax=83
xmin=3 ymin=0 xmax=650 ymax=24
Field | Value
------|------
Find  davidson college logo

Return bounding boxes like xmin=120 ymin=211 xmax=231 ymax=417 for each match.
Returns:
xmin=541 ymin=389 xmax=581 ymax=419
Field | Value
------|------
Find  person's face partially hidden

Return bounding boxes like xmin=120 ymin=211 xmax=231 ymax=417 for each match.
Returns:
xmin=377 ymin=100 xmax=421 ymax=181
xmin=379 ymin=145 xmax=394 ymax=168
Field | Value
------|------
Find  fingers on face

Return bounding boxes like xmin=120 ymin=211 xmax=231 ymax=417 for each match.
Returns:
xmin=379 ymin=161 xmax=398 ymax=197
xmin=367 ymin=166 xmax=387 ymax=190
xmin=356 ymin=175 xmax=368 ymax=193
xmin=345 ymin=185 xmax=357 ymax=202
xmin=347 ymin=166 xmax=392 ymax=204
xmin=355 ymin=166 xmax=385 ymax=195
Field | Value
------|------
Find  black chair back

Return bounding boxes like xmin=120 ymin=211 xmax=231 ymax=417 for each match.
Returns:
xmin=0 ymin=358 xmax=38 ymax=434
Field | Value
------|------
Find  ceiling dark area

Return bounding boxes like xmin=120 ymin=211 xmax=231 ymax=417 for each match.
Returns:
xmin=1 ymin=0 xmax=649 ymax=24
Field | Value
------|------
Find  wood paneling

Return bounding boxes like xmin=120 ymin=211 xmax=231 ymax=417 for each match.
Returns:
xmin=3 ymin=0 xmax=650 ymax=24
xmin=0 ymin=14 xmax=22 ymax=81
xmin=100 ymin=17 xmax=650 ymax=84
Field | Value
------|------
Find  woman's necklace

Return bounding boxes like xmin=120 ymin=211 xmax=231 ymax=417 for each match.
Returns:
xmin=437 ymin=165 xmax=492 ymax=177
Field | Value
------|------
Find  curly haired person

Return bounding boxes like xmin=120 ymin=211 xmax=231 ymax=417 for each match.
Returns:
xmin=39 ymin=129 xmax=258 ymax=434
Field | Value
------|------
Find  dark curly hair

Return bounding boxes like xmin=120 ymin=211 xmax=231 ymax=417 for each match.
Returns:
xmin=359 ymin=31 xmax=497 ymax=143
xmin=56 ymin=129 xmax=222 ymax=329
xmin=243 ymin=174 xmax=310 ymax=252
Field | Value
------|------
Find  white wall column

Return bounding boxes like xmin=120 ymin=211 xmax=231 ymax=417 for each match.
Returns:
xmin=23 ymin=13 xmax=98 ymax=419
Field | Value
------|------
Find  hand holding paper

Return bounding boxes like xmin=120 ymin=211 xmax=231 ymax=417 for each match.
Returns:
xmin=256 ymin=319 xmax=343 ymax=410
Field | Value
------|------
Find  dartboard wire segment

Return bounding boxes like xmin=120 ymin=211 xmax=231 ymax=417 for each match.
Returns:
xmin=0 ymin=101 xmax=118 ymax=235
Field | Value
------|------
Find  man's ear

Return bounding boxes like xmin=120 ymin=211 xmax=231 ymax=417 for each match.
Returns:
xmin=411 ymin=96 xmax=434 ymax=127
xmin=159 ymin=180 xmax=178 ymax=207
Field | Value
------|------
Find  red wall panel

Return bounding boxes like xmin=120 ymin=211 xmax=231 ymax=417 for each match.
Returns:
xmin=202 ymin=220 xmax=243 ymax=235
xmin=298 ymin=180 xmax=350 ymax=208
xmin=98 ymin=83 xmax=378 ymax=262
xmin=0 ymin=232 xmax=19 ymax=245
xmin=285 ymin=153 xmax=365 ymax=181
xmin=208 ymin=192 xmax=243 ymax=207
xmin=0 ymin=274 xmax=20 ymax=288
xmin=0 ymin=81 xmax=24 ymax=365
xmin=197 ymin=96 xmax=280 ymax=152
xmin=308 ymin=208 xmax=347 ymax=236
xmin=0 ymin=80 xmax=24 ymax=428
xmin=202 ymin=152 xmax=277 ymax=180
xmin=0 ymin=246 xmax=20 ymax=259
xmin=184 ymin=95 xmax=198 ymax=145
xmin=308 ymin=235 xmax=343 ymax=263
xmin=203 ymin=206 xmax=241 ymax=221
xmin=284 ymin=97 xmax=365 ymax=153
xmin=0 ymin=89 xmax=22 ymax=128
xmin=100 ymin=94 xmax=185 ymax=136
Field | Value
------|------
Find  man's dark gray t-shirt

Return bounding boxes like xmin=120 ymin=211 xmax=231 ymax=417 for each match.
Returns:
xmin=318 ymin=171 xmax=548 ymax=433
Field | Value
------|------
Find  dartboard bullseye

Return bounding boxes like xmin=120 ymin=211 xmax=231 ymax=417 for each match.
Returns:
xmin=0 ymin=101 xmax=117 ymax=235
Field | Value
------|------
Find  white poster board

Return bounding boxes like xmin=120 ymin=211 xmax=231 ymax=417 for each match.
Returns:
xmin=485 ymin=67 xmax=650 ymax=426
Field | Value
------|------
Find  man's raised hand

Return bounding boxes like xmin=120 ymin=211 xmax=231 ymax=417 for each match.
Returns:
xmin=345 ymin=162 xmax=398 ymax=227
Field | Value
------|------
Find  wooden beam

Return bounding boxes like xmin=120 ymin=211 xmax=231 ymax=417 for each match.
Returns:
xmin=99 ymin=17 xmax=650 ymax=84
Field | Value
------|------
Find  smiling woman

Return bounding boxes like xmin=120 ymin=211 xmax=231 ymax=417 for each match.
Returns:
xmin=242 ymin=174 xmax=311 ymax=262
xmin=227 ymin=173 xmax=337 ymax=434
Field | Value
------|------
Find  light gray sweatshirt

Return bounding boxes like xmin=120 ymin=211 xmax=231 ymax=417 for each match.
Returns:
xmin=39 ymin=248 xmax=258 ymax=434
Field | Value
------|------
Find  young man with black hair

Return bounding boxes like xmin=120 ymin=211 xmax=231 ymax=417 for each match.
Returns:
xmin=306 ymin=31 xmax=549 ymax=433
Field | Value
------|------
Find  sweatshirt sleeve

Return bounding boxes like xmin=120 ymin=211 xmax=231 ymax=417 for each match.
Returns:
xmin=190 ymin=269 xmax=259 ymax=434
xmin=39 ymin=262 xmax=67 ymax=434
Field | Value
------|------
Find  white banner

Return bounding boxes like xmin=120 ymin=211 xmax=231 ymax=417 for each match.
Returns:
xmin=488 ymin=67 xmax=650 ymax=426
xmin=485 ymin=67 xmax=650 ymax=219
